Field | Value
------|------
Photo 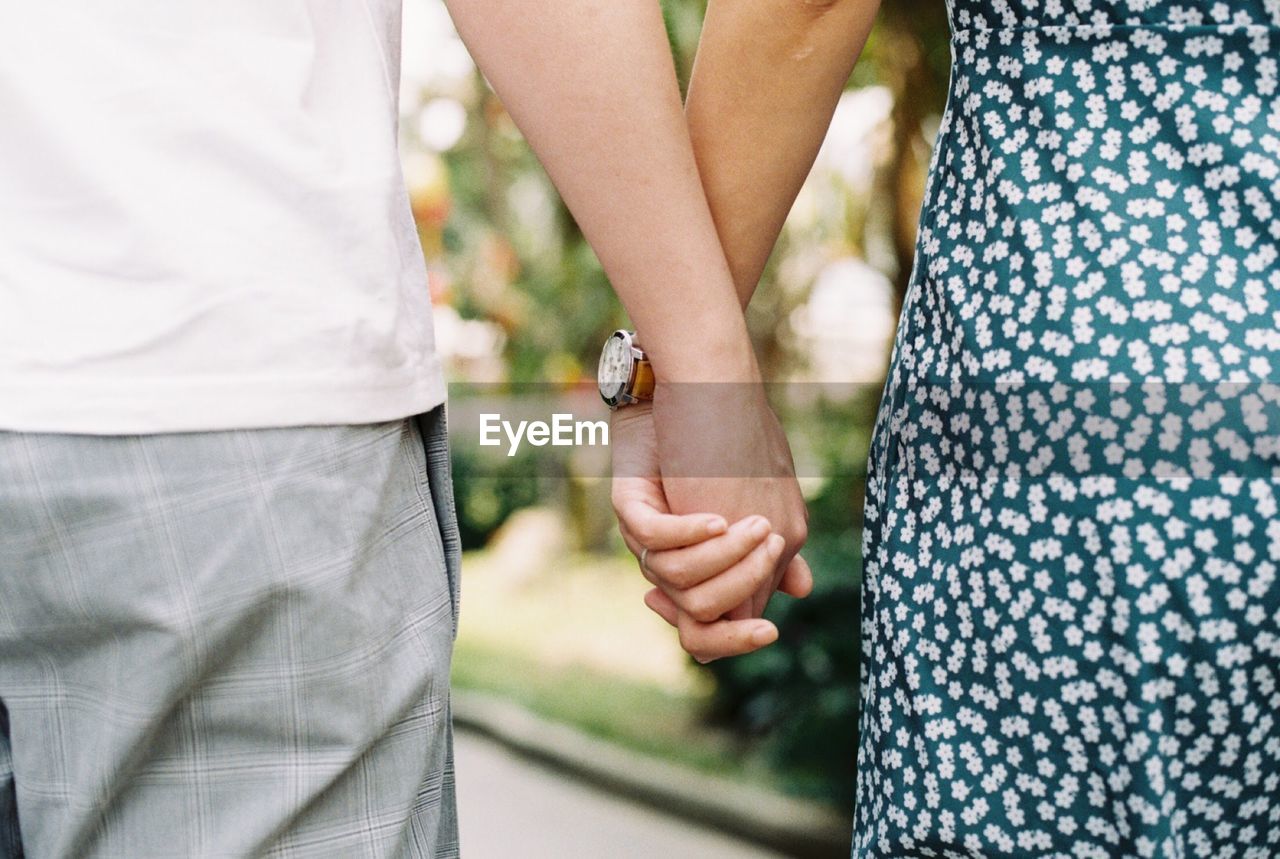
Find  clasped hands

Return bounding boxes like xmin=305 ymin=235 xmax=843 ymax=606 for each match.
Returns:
xmin=610 ymin=382 xmax=811 ymax=663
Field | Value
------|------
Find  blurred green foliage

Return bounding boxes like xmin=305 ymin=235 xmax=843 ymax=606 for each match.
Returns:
xmin=450 ymin=443 xmax=548 ymax=550
xmin=432 ymin=72 xmax=626 ymax=384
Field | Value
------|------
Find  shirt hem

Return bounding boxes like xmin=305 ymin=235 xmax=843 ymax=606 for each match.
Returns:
xmin=0 ymin=357 xmax=447 ymax=435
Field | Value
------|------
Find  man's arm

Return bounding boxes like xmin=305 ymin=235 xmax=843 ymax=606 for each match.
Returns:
xmin=687 ymin=0 xmax=881 ymax=305
xmin=442 ymin=0 xmax=754 ymax=384
xmin=442 ymin=0 xmax=810 ymax=659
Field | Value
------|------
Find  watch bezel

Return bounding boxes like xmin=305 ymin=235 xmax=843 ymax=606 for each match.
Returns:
xmin=598 ymin=329 xmax=639 ymax=408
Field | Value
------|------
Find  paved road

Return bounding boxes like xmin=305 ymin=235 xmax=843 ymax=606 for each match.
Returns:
xmin=455 ymin=730 xmax=787 ymax=858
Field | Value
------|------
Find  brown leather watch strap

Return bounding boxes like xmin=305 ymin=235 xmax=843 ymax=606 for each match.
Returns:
xmin=631 ymin=358 xmax=655 ymax=401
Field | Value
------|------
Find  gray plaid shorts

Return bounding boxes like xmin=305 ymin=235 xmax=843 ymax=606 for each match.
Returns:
xmin=0 ymin=409 xmax=460 ymax=858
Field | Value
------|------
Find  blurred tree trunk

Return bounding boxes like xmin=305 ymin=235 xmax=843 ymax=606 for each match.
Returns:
xmin=870 ymin=0 xmax=952 ymax=320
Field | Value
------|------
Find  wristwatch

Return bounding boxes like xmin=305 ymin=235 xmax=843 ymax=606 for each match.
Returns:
xmin=597 ymin=329 xmax=654 ymax=409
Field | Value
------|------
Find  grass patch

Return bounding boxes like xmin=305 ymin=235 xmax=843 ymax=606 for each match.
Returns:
xmin=453 ymin=640 xmax=758 ymax=778
xmin=451 ymin=542 xmax=835 ymax=797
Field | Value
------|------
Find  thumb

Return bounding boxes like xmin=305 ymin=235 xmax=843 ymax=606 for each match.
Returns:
xmin=777 ymin=553 xmax=813 ymax=599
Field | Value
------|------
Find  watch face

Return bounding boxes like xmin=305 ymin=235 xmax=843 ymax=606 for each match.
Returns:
xmin=597 ymin=333 xmax=633 ymax=403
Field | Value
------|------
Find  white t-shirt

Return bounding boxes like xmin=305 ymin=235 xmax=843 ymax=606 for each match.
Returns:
xmin=0 ymin=1 xmax=445 ymax=434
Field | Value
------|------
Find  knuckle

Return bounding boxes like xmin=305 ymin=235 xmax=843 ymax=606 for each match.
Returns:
xmin=787 ymin=519 xmax=809 ymax=549
xmin=685 ymin=595 xmax=720 ymax=624
xmin=691 ymin=607 xmax=720 ymax=625
xmin=663 ymin=559 xmax=693 ymax=588
xmin=630 ymin=522 xmax=655 ymax=547
xmin=677 ymin=628 xmax=700 ymax=657
xmin=753 ymin=553 xmax=776 ymax=583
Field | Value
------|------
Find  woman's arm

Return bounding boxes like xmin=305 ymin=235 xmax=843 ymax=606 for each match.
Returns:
xmin=619 ymin=0 xmax=883 ymax=635
xmin=687 ymin=0 xmax=881 ymax=304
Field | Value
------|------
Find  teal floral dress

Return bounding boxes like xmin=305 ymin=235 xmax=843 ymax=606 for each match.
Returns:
xmin=855 ymin=1 xmax=1280 ymax=856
